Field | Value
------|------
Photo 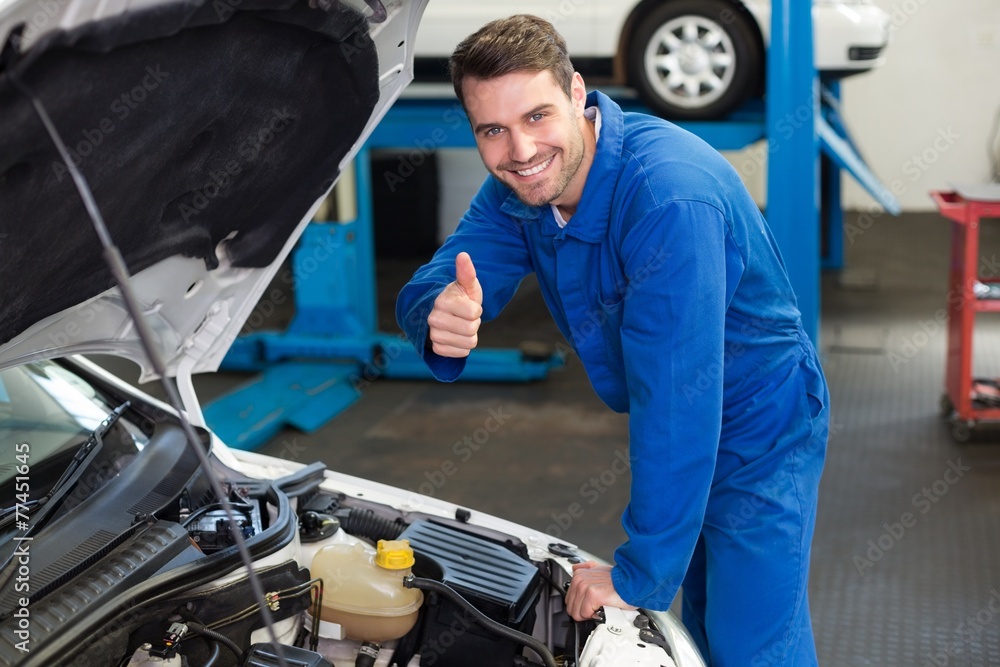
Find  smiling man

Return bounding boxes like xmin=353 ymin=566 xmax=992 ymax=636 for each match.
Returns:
xmin=467 ymin=70 xmax=593 ymax=214
xmin=396 ymin=14 xmax=829 ymax=666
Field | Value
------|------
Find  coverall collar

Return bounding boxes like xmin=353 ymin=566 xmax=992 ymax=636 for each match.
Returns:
xmin=498 ymin=90 xmax=623 ymax=243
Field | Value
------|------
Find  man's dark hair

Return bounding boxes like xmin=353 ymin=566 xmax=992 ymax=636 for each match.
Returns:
xmin=448 ymin=14 xmax=574 ymax=108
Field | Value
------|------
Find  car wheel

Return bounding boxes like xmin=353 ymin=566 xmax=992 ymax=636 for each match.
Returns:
xmin=627 ymin=0 xmax=762 ymax=120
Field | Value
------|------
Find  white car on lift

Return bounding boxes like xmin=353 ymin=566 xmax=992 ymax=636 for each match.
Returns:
xmin=0 ymin=0 xmax=705 ymax=666
xmin=414 ymin=0 xmax=891 ymax=119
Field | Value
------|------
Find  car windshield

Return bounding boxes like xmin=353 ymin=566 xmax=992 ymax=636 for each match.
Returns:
xmin=0 ymin=360 xmax=148 ymax=506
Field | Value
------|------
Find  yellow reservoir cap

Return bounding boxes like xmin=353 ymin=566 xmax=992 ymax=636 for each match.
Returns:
xmin=376 ymin=539 xmax=415 ymax=570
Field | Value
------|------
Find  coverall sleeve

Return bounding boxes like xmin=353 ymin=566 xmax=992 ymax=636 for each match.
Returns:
xmin=610 ymin=199 xmax=737 ymax=610
xmin=395 ymin=178 xmax=534 ymax=381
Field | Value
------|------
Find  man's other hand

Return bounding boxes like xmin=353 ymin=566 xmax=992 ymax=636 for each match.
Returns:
xmin=427 ymin=252 xmax=484 ymax=358
xmin=565 ymin=561 xmax=637 ymax=622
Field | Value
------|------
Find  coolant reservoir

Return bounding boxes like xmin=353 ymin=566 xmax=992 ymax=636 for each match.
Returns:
xmin=311 ymin=539 xmax=423 ymax=642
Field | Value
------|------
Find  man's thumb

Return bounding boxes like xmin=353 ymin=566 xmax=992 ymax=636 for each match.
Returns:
xmin=455 ymin=252 xmax=483 ymax=304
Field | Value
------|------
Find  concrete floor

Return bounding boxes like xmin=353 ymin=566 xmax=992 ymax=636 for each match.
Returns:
xmin=812 ymin=212 xmax=1000 ymax=666
xmin=100 ymin=210 xmax=1000 ymax=665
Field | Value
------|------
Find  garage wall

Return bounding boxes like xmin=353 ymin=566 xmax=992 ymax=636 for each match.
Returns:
xmin=732 ymin=0 xmax=1000 ymax=212
xmin=838 ymin=0 xmax=1000 ymax=211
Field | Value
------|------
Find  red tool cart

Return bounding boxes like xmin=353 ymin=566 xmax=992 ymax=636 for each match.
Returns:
xmin=931 ymin=186 xmax=1000 ymax=441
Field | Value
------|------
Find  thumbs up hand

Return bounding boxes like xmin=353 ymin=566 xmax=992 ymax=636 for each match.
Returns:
xmin=427 ymin=252 xmax=484 ymax=358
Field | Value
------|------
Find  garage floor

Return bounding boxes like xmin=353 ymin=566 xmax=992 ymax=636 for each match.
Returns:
xmin=103 ymin=211 xmax=1000 ymax=666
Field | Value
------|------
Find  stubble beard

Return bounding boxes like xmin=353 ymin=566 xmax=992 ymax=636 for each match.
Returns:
xmin=499 ymin=121 xmax=586 ymax=209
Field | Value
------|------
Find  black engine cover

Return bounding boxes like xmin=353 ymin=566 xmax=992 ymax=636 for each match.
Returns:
xmin=398 ymin=520 xmax=542 ymax=667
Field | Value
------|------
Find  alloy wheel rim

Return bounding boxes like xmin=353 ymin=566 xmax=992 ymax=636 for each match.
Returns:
xmin=643 ymin=15 xmax=737 ymax=109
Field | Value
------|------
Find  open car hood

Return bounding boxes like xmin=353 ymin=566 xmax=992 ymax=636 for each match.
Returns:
xmin=0 ymin=0 xmax=426 ymax=380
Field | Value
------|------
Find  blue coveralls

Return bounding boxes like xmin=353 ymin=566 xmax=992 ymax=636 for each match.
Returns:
xmin=396 ymin=91 xmax=829 ymax=667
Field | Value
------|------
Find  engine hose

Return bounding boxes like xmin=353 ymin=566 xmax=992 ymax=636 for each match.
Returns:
xmin=200 ymin=641 xmax=221 ymax=667
xmin=338 ymin=508 xmax=405 ymax=542
xmin=184 ymin=622 xmax=243 ymax=660
xmin=403 ymin=576 xmax=558 ymax=667
xmin=355 ymin=641 xmax=379 ymax=667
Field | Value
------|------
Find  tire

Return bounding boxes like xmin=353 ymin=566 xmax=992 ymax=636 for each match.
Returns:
xmin=950 ymin=420 xmax=973 ymax=443
xmin=626 ymin=0 xmax=762 ymax=120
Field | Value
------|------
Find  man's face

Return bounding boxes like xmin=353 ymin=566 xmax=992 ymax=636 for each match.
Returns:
xmin=462 ymin=70 xmax=593 ymax=211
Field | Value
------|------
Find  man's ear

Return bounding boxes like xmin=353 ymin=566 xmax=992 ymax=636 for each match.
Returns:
xmin=570 ymin=72 xmax=587 ymax=114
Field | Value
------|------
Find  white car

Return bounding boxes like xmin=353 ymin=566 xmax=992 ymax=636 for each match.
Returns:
xmin=0 ymin=0 xmax=705 ymax=665
xmin=414 ymin=0 xmax=891 ymax=119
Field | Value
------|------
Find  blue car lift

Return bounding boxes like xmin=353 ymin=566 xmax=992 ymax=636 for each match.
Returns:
xmin=203 ymin=143 xmax=566 ymax=450
xmin=205 ymin=0 xmax=898 ymax=450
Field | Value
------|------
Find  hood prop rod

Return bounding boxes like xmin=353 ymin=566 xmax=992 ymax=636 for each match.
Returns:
xmin=7 ymin=70 xmax=291 ymax=667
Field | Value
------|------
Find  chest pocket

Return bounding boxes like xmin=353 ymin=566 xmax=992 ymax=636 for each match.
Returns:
xmin=573 ymin=241 xmax=627 ymax=355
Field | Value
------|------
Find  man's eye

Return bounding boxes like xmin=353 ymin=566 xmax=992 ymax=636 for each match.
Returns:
xmin=530 ymin=113 xmax=544 ymax=122
xmin=485 ymin=127 xmax=502 ymax=137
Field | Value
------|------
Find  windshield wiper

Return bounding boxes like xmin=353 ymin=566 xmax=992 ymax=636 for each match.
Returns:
xmin=0 ymin=501 xmax=40 ymax=523
xmin=41 ymin=400 xmax=130 ymax=511
xmin=0 ymin=402 xmax=130 ymax=558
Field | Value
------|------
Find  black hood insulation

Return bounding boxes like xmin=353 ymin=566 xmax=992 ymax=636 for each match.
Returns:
xmin=0 ymin=0 xmax=380 ymax=346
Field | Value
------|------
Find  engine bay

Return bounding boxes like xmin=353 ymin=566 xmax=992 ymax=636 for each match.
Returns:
xmin=109 ymin=481 xmax=679 ymax=667
xmin=0 ymin=359 xmax=681 ymax=666
xmin=0 ymin=460 xmax=679 ymax=667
